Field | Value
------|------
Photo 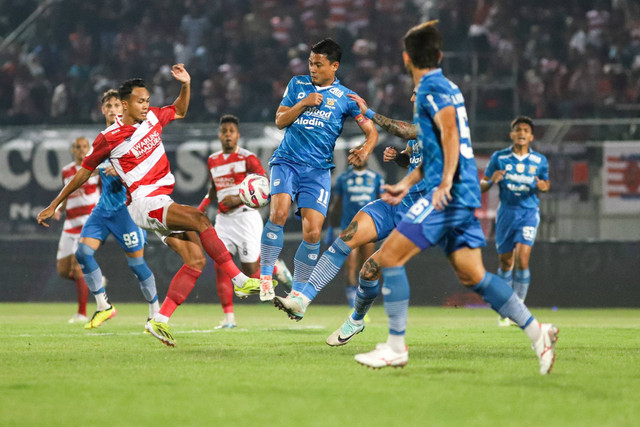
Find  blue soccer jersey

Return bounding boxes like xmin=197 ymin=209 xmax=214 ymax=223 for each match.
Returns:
xmin=484 ymin=147 xmax=549 ymax=209
xmin=95 ymin=160 xmax=127 ymax=212
xmin=334 ymin=168 xmax=384 ymax=228
xmin=270 ymin=75 xmax=362 ymax=170
xmin=402 ymin=139 xmax=429 ymax=208
xmin=414 ymin=69 xmax=481 ymax=208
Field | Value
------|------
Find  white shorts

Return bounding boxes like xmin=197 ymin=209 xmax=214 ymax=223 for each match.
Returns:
xmin=57 ymin=231 xmax=80 ymax=260
xmin=215 ymin=207 xmax=263 ymax=263
xmin=128 ymin=195 xmax=177 ymax=239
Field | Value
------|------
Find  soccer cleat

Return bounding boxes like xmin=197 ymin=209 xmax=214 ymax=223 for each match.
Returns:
xmin=83 ymin=306 xmax=117 ymax=329
xmin=274 ymin=259 xmax=293 ymax=292
xmin=498 ymin=316 xmax=516 ymax=327
xmin=234 ymin=278 xmax=278 ymax=299
xmin=326 ymin=317 xmax=365 ymax=346
xmin=145 ymin=319 xmax=176 ymax=347
xmin=534 ymin=323 xmax=559 ymax=375
xmin=143 ymin=317 xmax=152 ymax=334
xmin=259 ymin=276 xmax=275 ymax=301
xmin=273 ymin=292 xmax=305 ymax=321
xmin=68 ymin=313 xmax=88 ymax=324
xmin=355 ymin=343 xmax=409 ymax=369
xmin=214 ymin=322 xmax=237 ymax=330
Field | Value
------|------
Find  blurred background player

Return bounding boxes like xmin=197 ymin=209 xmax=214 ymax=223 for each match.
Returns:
xmin=75 ymin=89 xmax=160 ymax=330
xmin=325 ymin=161 xmax=384 ymax=307
xmin=54 ymin=137 xmax=99 ymax=323
xmin=353 ymin=22 xmax=558 ymax=374
xmin=38 ymin=65 xmax=264 ymax=347
xmin=480 ymin=116 xmax=549 ymax=326
xmin=263 ymin=38 xmax=378 ymax=315
xmin=198 ymin=114 xmax=292 ymax=328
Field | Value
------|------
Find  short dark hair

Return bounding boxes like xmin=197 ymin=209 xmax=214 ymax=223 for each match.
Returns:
xmin=511 ymin=116 xmax=534 ymax=133
xmin=101 ymin=89 xmax=119 ymax=105
xmin=118 ymin=78 xmax=146 ymax=101
xmin=403 ymin=21 xmax=442 ymax=69
xmin=219 ymin=114 xmax=239 ymax=127
xmin=311 ymin=38 xmax=342 ymax=63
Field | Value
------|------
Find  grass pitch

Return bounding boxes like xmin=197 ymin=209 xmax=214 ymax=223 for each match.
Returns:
xmin=1 ymin=303 xmax=639 ymax=426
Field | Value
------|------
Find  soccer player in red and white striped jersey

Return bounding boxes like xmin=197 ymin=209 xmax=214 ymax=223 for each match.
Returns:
xmin=55 ymin=137 xmax=100 ymax=323
xmin=37 ymin=64 xmax=263 ymax=347
xmin=198 ymin=115 xmax=292 ymax=328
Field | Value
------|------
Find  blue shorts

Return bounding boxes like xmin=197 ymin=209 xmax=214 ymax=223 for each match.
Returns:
xmin=495 ymin=206 xmax=540 ymax=254
xmin=360 ymin=199 xmax=409 ymax=241
xmin=269 ymin=159 xmax=331 ymax=218
xmin=80 ymin=205 xmax=146 ymax=252
xmin=396 ymin=194 xmax=485 ymax=255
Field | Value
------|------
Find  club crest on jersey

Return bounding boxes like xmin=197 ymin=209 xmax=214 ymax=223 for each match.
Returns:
xmin=130 ymin=130 xmax=161 ymax=159
xmin=529 ymin=165 xmax=537 ymax=174
xmin=328 ymin=87 xmax=344 ymax=97
xmin=326 ymin=98 xmax=336 ymax=107
xmin=516 ymin=163 xmax=525 ymax=173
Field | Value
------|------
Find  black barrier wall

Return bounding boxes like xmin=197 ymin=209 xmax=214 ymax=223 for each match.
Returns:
xmin=2 ymin=238 xmax=638 ymax=308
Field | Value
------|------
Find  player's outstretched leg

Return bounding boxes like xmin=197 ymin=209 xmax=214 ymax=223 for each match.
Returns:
xmin=260 ymin=220 xmax=284 ymax=301
xmin=471 ymin=271 xmax=558 ymax=374
xmin=496 ymin=267 xmax=515 ymax=326
xmin=75 ymin=243 xmax=116 ymax=329
xmin=355 ymin=267 xmax=409 ymax=369
xmin=327 ymin=277 xmax=378 ymax=346
xmin=126 ymin=256 xmax=160 ymax=320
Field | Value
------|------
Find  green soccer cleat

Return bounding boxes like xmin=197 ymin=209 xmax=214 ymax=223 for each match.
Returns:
xmin=234 ymin=278 xmax=278 ymax=299
xmin=273 ymin=293 xmax=305 ymax=321
xmin=84 ymin=305 xmax=117 ymax=329
xmin=145 ymin=319 xmax=176 ymax=347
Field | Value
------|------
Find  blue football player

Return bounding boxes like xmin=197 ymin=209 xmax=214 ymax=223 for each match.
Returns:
xmin=481 ymin=116 xmax=550 ymax=326
xmin=325 ymin=162 xmax=384 ymax=307
xmin=351 ymin=22 xmax=558 ymax=375
xmin=74 ymin=89 xmax=160 ymax=329
xmin=259 ymin=39 xmax=378 ymax=308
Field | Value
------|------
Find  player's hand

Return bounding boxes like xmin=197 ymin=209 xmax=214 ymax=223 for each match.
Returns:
xmin=220 ymin=195 xmax=242 ymax=209
xmin=104 ymin=165 xmax=118 ymax=176
xmin=432 ymin=181 xmax=453 ymax=210
xmin=348 ymin=144 xmax=369 ymax=166
xmin=171 ymin=64 xmax=191 ymax=84
xmin=37 ymin=205 xmax=56 ymax=227
xmin=383 ymin=147 xmax=398 ymax=162
xmin=491 ymin=170 xmax=506 ymax=184
xmin=301 ymin=93 xmax=323 ymax=107
xmin=535 ymin=177 xmax=549 ymax=191
xmin=347 ymin=93 xmax=369 ymax=115
xmin=381 ymin=182 xmax=410 ymax=206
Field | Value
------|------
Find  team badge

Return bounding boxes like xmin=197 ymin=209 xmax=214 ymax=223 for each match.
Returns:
xmin=516 ymin=163 xmax=525 ymax=173
xmin=356 ymin=177 xmax=363 ymax=185
xmin=327 ymin=98 xmax=335 ymax=106
xmin=529 ymin=165 xmax=537 ymax=174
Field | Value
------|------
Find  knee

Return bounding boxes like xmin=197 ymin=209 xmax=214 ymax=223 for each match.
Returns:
xmin=269 ymin=208 xmax=288 ymax=225
xmin=75 ymin=243 xmax=94 ymax=265
xmin=56 ymin=261 xmax=69 ymax=278
xmin=456 ymin=268 xmax=485 ymax=287
xmin=302 ymin=228 xmax=322 ymax=243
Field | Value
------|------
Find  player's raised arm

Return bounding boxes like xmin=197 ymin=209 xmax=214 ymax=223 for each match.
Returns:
xmin=171 ymin=64 xmax=191 ymax=119
xmin=275 ymin=93 xmax=323 ymax=129
xmin=37 ymin=167 xmax=93 ymax=227
xmin=347 ymin=93 xmax=417 ymax=140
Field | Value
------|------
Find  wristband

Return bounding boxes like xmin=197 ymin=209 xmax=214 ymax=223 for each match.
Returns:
xmin=364 ymin=109 xmax=375 ymax=119
xmin=486 ymin=180 xmax=493 ymax=187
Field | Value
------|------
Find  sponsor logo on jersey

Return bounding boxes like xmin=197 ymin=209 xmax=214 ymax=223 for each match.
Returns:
xmin=505 ymin=164 xmax=513 ymax=171
xmin=296 ymin=81 xmax=312 ymax=85
xmin=305 ymin=107 xmax=332 ymax=120
xmin=328 ymin=87 xmax=344 ymax=97
xmin=530 ymin=154 xmax=541 ymax=164
xmin=529 ymin=165 xmax=537 ymax=174
xmin=131 ymin=130 xmax=161 ymax=159
xmin=294 ymin=117 xmax=325 ymax=128
xmin=297 ymin=92 xmax=306 ymax=100
xmin=505 ymin=173 xmax=535 ymax=184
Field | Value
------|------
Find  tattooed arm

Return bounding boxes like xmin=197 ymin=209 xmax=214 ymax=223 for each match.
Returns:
xmin=347 ymin=93 xmax=417 ymax=140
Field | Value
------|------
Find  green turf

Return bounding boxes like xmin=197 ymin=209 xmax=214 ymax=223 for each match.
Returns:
xmin=1 ymin=303 xmax=639 ymax=427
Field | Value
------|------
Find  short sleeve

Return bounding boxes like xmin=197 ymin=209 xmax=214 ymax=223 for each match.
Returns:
xmin=346 ymin=92 xmax=361 ymax=118
xmin=82 ymin=134 xmax=111 ymax=171
xmin=280 ymin=78 xmax=298 ymax=108
xmin=420 ymin=88 xmax=454 ymax=118
xmin=151 ymin=106 xmax=176 ymax=127
xmin=484 ymin=152 xmax=500 ymax=179
xmin=539 ymin=156 xmax=549 ymax=181
xmin=246 ymin=154 xmax=266 ymax=176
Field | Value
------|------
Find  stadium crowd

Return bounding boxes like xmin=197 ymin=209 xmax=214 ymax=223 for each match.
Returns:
xmin=0 ymin=0 xmax=639 ymax=125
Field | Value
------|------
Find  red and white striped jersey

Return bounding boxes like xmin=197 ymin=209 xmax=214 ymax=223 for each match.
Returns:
xmin=61 ymin=162 xmax=100 ymax=234
xmin=207 ymin=146 xmax=265 ymax=214
xmin=82 ymin=106 xmax=176 ymax=202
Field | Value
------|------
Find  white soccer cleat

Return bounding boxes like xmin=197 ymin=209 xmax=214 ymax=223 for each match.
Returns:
xmin=355 ymin=343 xmax=408 ymax=369
xmin=274 ymin=259 xmax=293 ymax=292
xmin=534 ymin=323 xmax=559 ymax=375
xmin=326 ymin=317 xmax=365 ymax=346
xmin=498 ymin=316 xmax=516 ymax=327
xmin=68 ymin=313 xmax=88 ymax=324
xmin=273 ymin=292 xmax=305 ymax=321
xmin=259 ymin=276 xmax=275 ymax=301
